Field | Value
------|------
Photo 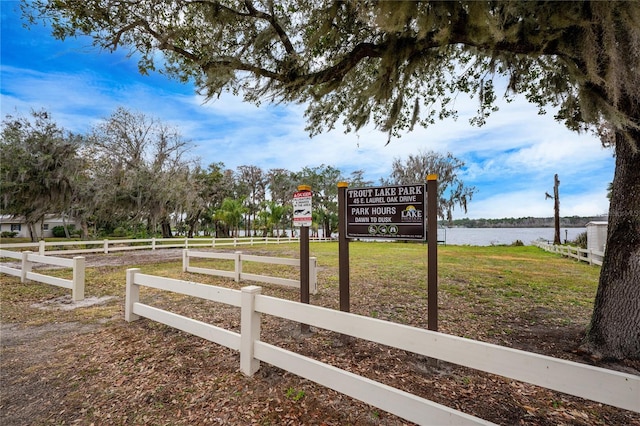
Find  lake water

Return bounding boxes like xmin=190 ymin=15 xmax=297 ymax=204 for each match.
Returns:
xmin=438 ymin=227 xmax=586 ymax=246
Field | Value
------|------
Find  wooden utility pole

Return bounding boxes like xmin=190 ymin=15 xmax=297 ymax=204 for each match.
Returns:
xmin=545 ymin=174 xmax=561 ymax=245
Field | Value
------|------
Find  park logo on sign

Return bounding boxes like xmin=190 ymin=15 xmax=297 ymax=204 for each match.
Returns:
xmin=401 ymin=205 xmax=423 ymax=222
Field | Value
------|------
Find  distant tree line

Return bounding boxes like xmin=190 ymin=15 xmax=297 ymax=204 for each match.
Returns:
xmin=445 ymin=216 xmax=606 ymax=228
xmin=1 ymin=109 xmax=474 ymax=241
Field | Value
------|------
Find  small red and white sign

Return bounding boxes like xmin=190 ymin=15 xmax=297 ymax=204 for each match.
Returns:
xmin=293 ymin=190 xmax=312 ymax=227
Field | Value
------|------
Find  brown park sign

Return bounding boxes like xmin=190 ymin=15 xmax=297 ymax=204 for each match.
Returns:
xmin=345 ymin=184 xmax=426 ymax=240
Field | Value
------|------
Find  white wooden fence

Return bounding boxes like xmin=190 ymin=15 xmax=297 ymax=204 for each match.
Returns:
xmin=0 ymin=249 xmax=85 ymax=300
xmin=124 ymin=271 xmax=639 ymax=425
xmin=0 ymin=236 xmax=331 ymax=256
xmin=182 ymin=250 xmax=318 ymax=294
xmin=533 ymin=240 xmax=605 ymax=266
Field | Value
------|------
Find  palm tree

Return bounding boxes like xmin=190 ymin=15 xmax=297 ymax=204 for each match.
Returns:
xmin=216 ymin=198 xmax=247 ymax=237
xmin=264 ymin=201 xmax=286 ymax=237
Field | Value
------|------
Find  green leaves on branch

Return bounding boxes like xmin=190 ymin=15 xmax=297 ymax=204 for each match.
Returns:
xmin=26 ymin=1 xmax=640 ymax=143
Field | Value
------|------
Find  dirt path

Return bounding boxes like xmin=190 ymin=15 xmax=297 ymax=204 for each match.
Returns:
xmin=2 ymin=247 xmax=185 ymax=269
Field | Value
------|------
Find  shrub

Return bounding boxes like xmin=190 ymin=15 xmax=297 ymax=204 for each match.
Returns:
xmin=511 ymin=239 xmax=525 ymax=246
xmin=52 ymin=225 xmax=76 ymax=238
xmin=572 ymin=231 xmax=588 ymax=249
xmin=1 ymin=231 xmax=18 ymax=238
xmin=52 ymin=226 xmax=65 ymax=238
xmin=112 ymin=227 xmax=128 ymax=237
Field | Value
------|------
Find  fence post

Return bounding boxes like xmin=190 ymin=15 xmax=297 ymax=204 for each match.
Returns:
xmin=240 ymin=285 xmax=262 ymax=376
xmin=235 ymin=251 xmax=242 ymax=282
xmin=310 ymin=257 xmax=318 ymax=295
xmin=212 ymin=237 xmax=216 ymax=248
xmin=234 ymin=238 xmax=237 ymax=248
xmin=104 ymin=239 xmax=109 ymax=254
xmin=152 ymin=237 xmax=156 ymax=251
xmin=39 ymin=240 xmax=45 ymax=255
xmin=21 ymin=251 xmax=32 ymax=283
xmin=125 ymin=268 xmax=141 ymax=322
xmin=71 ymin=256 xmax=85 ymax=301
xmin=182 ymin=249 xmax=189 ymax=272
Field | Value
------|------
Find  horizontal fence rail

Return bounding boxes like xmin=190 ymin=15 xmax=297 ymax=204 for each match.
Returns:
xmin=125 ymin=271 xmax=639 ymax=424
xmin=182 ymin=250 xmax=318 ymax=294
xmin=125 ymin=271 xmax=242 ymax=351
xmin=0 ymin=249 xmax=22 ymax=277
xmin=0 ymin=249 xmax=85 ymax=300
xmin=533 ymin=240 xmax=604 ymax=266
xmin=0 ymin=236 xmax=331 ymax=256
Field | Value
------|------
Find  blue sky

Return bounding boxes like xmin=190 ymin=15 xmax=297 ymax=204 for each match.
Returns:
xmin=1 ymin=1 xmax=614 ymax=220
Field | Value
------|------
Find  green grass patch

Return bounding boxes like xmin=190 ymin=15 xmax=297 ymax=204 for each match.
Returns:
xmin=1 ymin=242 xmax=600 ymax=339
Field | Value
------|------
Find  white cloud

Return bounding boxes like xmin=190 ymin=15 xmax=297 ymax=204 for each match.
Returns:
xmin=463 ymin=187 xmax=610 ymax=219
xmin=505 ymin=131 xmax=609 ymax=172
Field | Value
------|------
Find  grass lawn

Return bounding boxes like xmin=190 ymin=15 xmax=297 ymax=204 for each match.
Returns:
xmin=1 ymin=241 xmax=601 ymax=344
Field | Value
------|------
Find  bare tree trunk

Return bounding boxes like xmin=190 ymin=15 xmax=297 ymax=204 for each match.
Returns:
xmin=583 ymin=130 xmax=640 ymax=360
xmin=187 ymin=211 xmax=200 ymax=238
xmin=62 ymin=213 xmax=70 ymax=238
xmin=28 ymin=222 xmax=37 ymax=242
xmin=218 ymin=222 xmax=230 ymax=238
xmin=81 ymin=220 xmax=89 ymax=240
xmin=161 ymin=219 xmax=173 ymax=238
